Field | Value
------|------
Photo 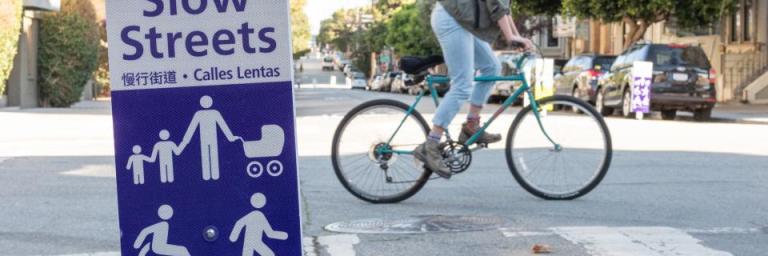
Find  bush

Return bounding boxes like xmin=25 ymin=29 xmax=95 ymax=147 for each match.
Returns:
xmin=38 ymin=0 xmax=100 ymax=107
xmin=0 ymin=0 xmax=23 ymax=95
xmin=93 ymin=20 xmax=110 ymax=96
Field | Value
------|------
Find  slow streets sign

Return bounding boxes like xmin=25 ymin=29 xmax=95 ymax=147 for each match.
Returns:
xmin=105 ymin=0 xmax=302 ymax=255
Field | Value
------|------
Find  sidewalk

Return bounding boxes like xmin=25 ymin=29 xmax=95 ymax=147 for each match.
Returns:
xmin=711 ymin=103 xmax=768 ymax=124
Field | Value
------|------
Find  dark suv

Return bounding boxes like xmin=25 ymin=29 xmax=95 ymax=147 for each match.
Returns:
xmin=596 ymin=43 xmax=717 ymax=121
xmin=555 ymin=54 xmax=617 ymax=104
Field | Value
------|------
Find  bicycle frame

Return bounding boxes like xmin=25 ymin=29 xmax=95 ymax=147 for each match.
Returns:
xmin=382 ymin=55 xmax=560 ymax=156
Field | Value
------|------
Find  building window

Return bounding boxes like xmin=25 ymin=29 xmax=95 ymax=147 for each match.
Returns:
xmin=731 ymin=3 xmax=741 ymax=42
xmin=729 ymin=0 xmax=756 ymax=43
xmin=546 ymin=21 xmax=559 ymax=47
xmin=744 ymin=0 xmax=753 ymax=41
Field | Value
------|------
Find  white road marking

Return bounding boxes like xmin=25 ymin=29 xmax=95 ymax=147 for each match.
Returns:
xmin=551 ymin=226 xmax=733 ymax=256
xmin=45 ymin=252 xmax=119 ymax=256
xmin=500 ymin=226 xmax=764 ymax=238
xmin=60 ymin=164 xmax=115 ymax=178
xmin=304 ymin=236 xmax=319 ymax=256
xmin=317 ymin=234 xmax=360 ymax=256
xmin=499 ymin=227 xmax=554 ymax=237
xmin=684 ymin=227 xmax=764 ymax=235
xmin=45 ymin=235 xmax=358 ymax=256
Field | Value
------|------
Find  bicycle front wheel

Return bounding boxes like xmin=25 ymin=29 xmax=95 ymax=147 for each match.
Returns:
xmin=506 ymin=95 xmax=612 ymax=200
xmin=331 ymin=99 xmax=432 ymax=203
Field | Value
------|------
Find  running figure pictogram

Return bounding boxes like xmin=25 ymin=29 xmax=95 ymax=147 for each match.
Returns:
xmin=229 ymin=193 xmax=288 ymax=256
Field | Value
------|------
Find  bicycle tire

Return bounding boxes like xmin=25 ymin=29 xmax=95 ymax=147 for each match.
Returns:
xmin=331 ymin=99 xmax=432 ymax=203
xmin=505 ymin=95 xmax=612 ymax=200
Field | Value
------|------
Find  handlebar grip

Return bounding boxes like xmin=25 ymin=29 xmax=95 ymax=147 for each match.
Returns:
xmin=509 ymin=41 xmax=527 ymax=50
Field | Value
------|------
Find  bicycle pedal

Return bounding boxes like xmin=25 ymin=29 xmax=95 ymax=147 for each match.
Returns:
xmin=476 ymin=143 xmax=489 ymax=148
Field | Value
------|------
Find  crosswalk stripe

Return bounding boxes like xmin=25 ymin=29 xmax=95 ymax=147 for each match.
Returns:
xmin=316 ymin=234 xmax=360 ymax=256
xmin=45 ymin=235 xmax=360 ymax=256
xmin=551 ymin=226 xmax=733 ymax=256
xmin=44 ymin=252 xmax=119 ymax=256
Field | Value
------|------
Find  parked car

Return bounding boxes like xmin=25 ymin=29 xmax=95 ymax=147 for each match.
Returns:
xmin=597 ymin=43 xmax=717 ymax=121
xmin=350 ymin=72 xmax=367 ymax=90
xmin=554 ymin=54 xmax=616 ymax=104
xmin=322 ymin=56 xmax=335 ymax=71
xmin=381 ymin=72 xmax=400 ymax=92
xmin=390 ymin=73 xmax=411 ymax=93
xmin=338 ymin=59 xmax=351 ymax=71
xmin=492 ymin=51 xmax=536 ymax=104
xmin=369 ymin=75 xmax=385 ymax=91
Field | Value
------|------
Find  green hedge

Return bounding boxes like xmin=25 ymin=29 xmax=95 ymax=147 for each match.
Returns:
xmin=94 ymin=20 xmax=110 ymax=95
xmin=0 ymin=0 xmax=23 ymax=95
xmin=38 ymin=0 xmax=100 ymax=107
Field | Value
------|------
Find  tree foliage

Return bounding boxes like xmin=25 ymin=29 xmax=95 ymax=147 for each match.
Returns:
xmin=290 ymin=0 xmax=311 ymax=59
xmin=564 ymin=0 xmax=737 ymax=49
xmin=385 ymin=3 xmax=440 ymax=57
xmin=511 ymin=0 xmax=563 ymax=17
xmin=38 ymin=0 xmax=100 ymax=107
xmin=0 ymin=0 xmax=23 ymax=95
xmin=316 ymin=1 xmax=441 ymax=77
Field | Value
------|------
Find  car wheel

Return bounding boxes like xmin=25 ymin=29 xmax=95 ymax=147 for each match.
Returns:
xmin=570 ymin=88 xmax=583 ymax=113
xmin=595 ymin=89 xmax=614 ymax=116
xmin=693 ymin=108 xmax=712 ymax=122
xmin=621 ymin=89 xmax=632 ymax=118
xmin=661 ymin=110 xmax=677 ymax=120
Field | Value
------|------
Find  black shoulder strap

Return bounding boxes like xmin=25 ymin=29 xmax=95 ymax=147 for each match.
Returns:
xmin=474 ymin=0 xmax=480 ymax=29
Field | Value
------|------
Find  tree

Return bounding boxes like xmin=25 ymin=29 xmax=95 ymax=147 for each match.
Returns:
xmin=385 ymin=3 xmax=440 ymax=57
xmin=317 ymin=8 xmax=358 ymax=52
xmin=0 ymin=0 xmax=22 ymax=95
xmin=563 ymin=0 xmax=737 ymax=49
xmin=290 ymin=0 xmax=311 ymax=59
xmin=511 ymin=0 xmax=563 ymax=17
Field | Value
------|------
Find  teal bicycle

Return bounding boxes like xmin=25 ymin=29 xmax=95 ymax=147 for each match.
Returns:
xmin=331 ymin=52 xmax=612 ymax=203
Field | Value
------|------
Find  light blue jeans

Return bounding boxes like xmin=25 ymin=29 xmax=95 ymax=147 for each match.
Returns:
xmin=431 ymin=3 xmax=501 ymax=129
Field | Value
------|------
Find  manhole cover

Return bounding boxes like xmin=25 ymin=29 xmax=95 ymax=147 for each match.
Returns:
xmin=324 ymin=215 xmax=510 ymax=234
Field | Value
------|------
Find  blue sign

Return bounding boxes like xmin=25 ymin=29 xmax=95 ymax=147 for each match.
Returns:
xmin=106 ymin=1 xmax=301 ymax=255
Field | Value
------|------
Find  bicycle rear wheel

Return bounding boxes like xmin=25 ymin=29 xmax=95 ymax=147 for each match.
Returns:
xmin=332 ymin=99 xmax=432 ymax=203
xmin=506 ymin=95 xmax=612 ymax=200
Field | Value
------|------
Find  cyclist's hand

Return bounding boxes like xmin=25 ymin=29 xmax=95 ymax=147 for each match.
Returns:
xmin=506 ymin=36 xmax=533 ymax=51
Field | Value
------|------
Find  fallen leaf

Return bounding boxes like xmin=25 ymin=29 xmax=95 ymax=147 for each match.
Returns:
xmin=532 ymin=244 xmax=552 ymax=254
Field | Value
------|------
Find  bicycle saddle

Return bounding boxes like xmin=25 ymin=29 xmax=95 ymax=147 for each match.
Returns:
xmin=399 ymin=55 xmax=444 ymax=75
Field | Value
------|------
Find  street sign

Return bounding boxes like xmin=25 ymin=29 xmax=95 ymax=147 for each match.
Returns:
xmin=553 ymin=16 xmax=575 ymax=38
xmin=631 ymin=61 xmax=653 ymax=118
xmin=106 ymin=1 xmax=301 ymax=255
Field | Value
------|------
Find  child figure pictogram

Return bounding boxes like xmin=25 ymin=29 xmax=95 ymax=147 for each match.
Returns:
xmin=151 ymin=129 xmax=182 ymax=183
xmin=126 ymin=145 xmax=152 ymax=185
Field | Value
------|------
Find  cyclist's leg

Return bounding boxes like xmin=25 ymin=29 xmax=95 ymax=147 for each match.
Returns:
xmin=469 ymin=38 xmax=500 ymax=108
xmin=459 ymin=38 xmax=502 ymax=144
xmin=430 ymin=3 xmax=475 ymax=130
xmin=416 ymin=2 xmax=475 ymax=177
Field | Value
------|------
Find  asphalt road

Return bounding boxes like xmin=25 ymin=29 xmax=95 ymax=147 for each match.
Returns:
xmin=0 ymin=57 xmax=767 ymax=256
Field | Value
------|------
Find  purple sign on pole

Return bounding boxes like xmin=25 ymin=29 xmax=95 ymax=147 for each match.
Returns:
xmin=631 ymin=61 xmax=653 ymax=113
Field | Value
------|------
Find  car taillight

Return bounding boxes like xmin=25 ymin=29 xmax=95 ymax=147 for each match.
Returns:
xmin=709 ymin=69 xmax=717 ymax=84
xmin=587 ymin=69 xmax=600 ymax=78
xmin=669 ymin=43 xmax=689 ymax=49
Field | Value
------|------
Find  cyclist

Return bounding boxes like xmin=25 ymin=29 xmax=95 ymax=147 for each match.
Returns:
xmin=415 ymin=0 xmax=533 ymax=179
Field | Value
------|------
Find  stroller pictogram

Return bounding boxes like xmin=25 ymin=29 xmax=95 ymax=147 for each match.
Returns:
xmin=238 ymin=125 xmax=286 ymax=178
